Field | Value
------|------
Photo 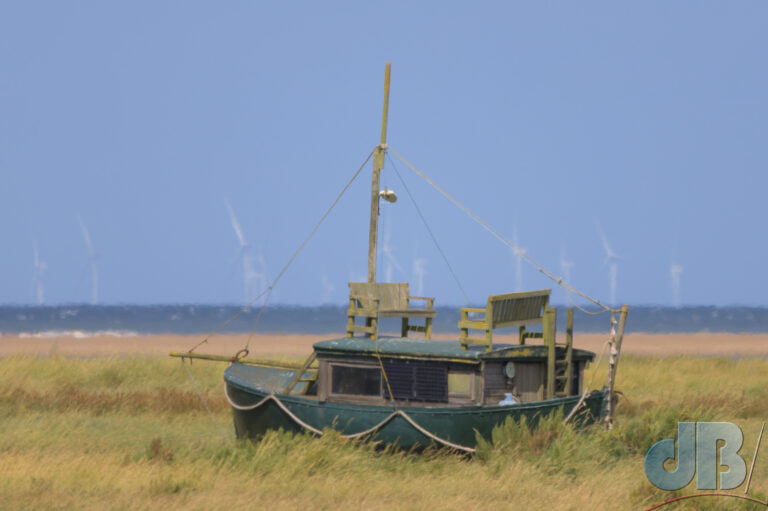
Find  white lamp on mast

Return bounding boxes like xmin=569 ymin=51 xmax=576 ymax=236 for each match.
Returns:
xmin=379 ymin=189 xmax=397 ymax=203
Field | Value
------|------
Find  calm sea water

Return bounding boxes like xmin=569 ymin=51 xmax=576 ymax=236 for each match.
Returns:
xmin=1 ymin=305 xmax=767 ymax=336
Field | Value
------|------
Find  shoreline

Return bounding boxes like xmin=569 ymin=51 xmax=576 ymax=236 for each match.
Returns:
xmin=1 ymin=332 xmax=767 ymax=358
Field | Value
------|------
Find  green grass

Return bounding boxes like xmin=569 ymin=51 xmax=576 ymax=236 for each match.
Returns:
xmin=1 ymin=354 xmax=767 ymax=510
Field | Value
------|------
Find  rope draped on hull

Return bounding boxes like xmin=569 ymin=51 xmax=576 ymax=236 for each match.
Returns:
xmin=224 ymin=385 xmax=477 ymax=453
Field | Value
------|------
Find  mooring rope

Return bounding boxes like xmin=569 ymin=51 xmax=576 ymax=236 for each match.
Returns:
xmin=388 ymin=147 xmax=617 ymax=315
xmin=223 ymin=385 xmax=475 ymax=453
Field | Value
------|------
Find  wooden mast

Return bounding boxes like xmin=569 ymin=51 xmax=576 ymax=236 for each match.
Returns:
xmin=367 ymin=62 xmax=391 ymax=283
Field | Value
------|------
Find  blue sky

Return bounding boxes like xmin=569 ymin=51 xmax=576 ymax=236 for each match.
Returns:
xmin=1 ymin=2 xmax=766 ymax=306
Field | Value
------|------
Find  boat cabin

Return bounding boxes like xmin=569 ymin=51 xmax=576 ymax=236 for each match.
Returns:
xmin=276 ymin=286 xmax=596 ymax=406
xmin=312 ymin=338 xmax=595 ymax=406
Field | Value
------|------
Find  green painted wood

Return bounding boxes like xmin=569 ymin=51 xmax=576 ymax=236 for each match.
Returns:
xmin=313 ymin=338 xmax=596 ymax=364
xmin=226 ymin=362 xmax=607 ymax=449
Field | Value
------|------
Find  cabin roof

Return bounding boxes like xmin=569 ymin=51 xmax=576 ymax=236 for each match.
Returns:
xmin=313 ymin=337 xmax=595 ymax=363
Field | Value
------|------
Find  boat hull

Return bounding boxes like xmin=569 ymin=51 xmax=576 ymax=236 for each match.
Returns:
xmin=224 ymin=364 xmax=607 ymax=451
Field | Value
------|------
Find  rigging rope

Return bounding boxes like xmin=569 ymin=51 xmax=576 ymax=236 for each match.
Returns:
xmin=388 ymin=147 xmax=617 ymax=315
xmin=241 ymin=149 xmax=376 ymax=352
xmin=386 ymin=153 xmax=472 ymax=305
xmin=188 ymin=149 xmax=375 ymax=354
xmin=374 ymin=335 xmax=397 ymax=407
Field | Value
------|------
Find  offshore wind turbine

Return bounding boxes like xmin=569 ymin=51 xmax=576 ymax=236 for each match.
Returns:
xmin=320 ymin=271 xmax=335 ymax=304
xmin=381 ymin=221 xmax=404 ymax=283
xmin=78 ymin=217 xmax=99 ymax=304
xmin=32 ymin=243 xmax=47 ymax=305
xmin=512 ymin=223 xmax=527 ymax=292
xmin=670 ymin=263 xmax=683 ymax=308
xmin=412 ymin=257 xmax=427 ymax=297
xmin=559 ymin=246 xmax=574 ymax=284
xmin=225 ymin=200 xmax=266 ymax=302
xmin=598 ymin=227 xmax=619 ymax=305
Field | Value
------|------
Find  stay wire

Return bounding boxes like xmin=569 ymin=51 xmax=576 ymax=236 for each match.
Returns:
xmin=188 ymin=149 xmax=375 ymax=354
xmin=242 ymin=149 xmax=375 ymax=351
xmin=388 ymin=148 xmax=616 ymax=315
xmin=386 ymin=153 xmax=472 ymax=305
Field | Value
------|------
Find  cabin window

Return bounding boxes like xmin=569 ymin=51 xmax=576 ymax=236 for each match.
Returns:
xmin=330 ymin=364 xmax=382 ymax=397
xmin=447 ymin=371 xmax=473 ymax=399
xmin=383 ymin=360 xmax=447 ymax=402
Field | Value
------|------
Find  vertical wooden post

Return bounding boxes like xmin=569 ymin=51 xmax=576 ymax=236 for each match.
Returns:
xmin=605 ymin=304 xmax=629 ymax=429
xmin=367 ymin=62 xmax=391 ymax=284
xmin=518 ymin=326 xmax=526 ymax=345
xmin=346 ymin=297 xmax=356 ymax=338
xmin=545 ymin=306 xmax=557 ymax=400
xmin=484 ymin=300 xmax=494 ymax=352
xmin=565 ymin=307 xmax=574 ymax=396
xmin=613 ymin=304 xmax=629 ymax=376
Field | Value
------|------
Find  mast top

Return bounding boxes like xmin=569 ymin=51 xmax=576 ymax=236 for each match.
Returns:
xmin=367 ymin=62 xmax=392 ymax=284
xmin=380 ymin=61 xmax=391 ymax=146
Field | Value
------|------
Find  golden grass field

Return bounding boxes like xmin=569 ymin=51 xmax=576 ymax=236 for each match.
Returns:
xmin=1 ymin=333 xmax=767 ymax=510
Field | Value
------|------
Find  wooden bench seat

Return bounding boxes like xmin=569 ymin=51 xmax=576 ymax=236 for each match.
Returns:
xmin=346 ymin=282 xmax=435 ymax=340
xmin=458 ymin=289 xmax=550 ymax=351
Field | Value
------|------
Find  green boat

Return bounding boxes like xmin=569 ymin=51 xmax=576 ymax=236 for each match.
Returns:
xmin=174 ymin=63 xmax=628 ymax=453
xmin=223 ymin=338 xmax=607 ymax=452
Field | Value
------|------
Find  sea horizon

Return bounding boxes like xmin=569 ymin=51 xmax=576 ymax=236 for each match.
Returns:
xmin=2 ymin=304 xmax=768 ymax=335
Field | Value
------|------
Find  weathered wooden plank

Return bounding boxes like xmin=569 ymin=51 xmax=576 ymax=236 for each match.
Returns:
xmin=346 ymin=307 xmax=378 ymax=318
xmin=282 ymin=351 xmax=318 ymax=394
xmin=347 ymin=325 xmax=376 ymax=334
xmin=545 ymin=307 xmax=556 ymax=400
xmin=461 ymin=337 xmax=493 ymax=345
xmin=457 ymin=319 xmax=489 ymax=330
xmin=169 ymin=351 xmax=314 ymax=371
xmin=366 ymin=63 xmax=391 ymax=283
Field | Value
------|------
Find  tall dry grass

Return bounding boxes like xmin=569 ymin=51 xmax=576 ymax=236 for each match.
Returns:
xmin=1 ymin=354 xmax=767 ymax=510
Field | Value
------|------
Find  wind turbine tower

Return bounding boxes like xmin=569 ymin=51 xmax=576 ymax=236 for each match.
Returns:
xmin=225 ymin=200 xmax=266 ymax=302
xmin=320 ymin=271 xmax=335 ymax=304
xmin=599 ymin=229 xmax=619 ymax=305
xmin=512 ymin=224 xmax=527 ymax=292
xmin=670 ymin=264 xmax=683 ymax=308
xmin=381 ymin=221 xmax=404 ymax=283
xmin=559 ymin=248 xmax=574 ymax=284
xmin=412 ymin=257 xmax=427 ymax=297
xmin=78 ymin=217 xmax=99 ymax=304
xmin=32 ymin=243 xmax=47 ymax=305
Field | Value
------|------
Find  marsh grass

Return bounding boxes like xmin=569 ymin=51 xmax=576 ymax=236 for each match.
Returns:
xmin=1 ymin=354 xmax=767 ymax=509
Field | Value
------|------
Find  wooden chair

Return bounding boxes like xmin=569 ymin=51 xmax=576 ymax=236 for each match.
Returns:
xmin=458 ymin=289 xmax=551 ymax=352
xmin=346 ymin=282 xmax=436 ymax=340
